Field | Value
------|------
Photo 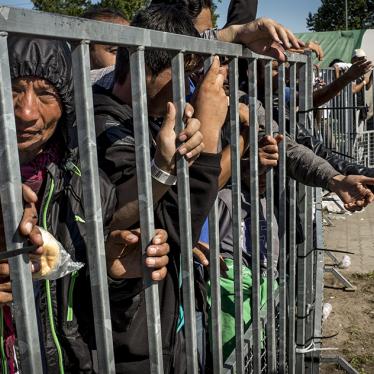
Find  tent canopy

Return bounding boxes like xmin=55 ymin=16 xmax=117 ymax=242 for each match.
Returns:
xmin=296 ymin=30 xmax=366 ymax=68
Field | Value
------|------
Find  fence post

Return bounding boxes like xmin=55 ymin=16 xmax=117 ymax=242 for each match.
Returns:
xmin=287 ymin=61 xmax=298 ymax=374
xmin=247 ymin=57 xmax=262 ymax=374
xmin=264 ymin=60 xmax=277 ymax=373
xmin=0 ymin=32 xmax=43 ymax=373
xmin=129 ymin=46 xmax=164 ymax=374
xmin=71 ymin=40 xmax=115 ymax=373
xmin=277 ymin=62 xmax=288 ymax=374
xmin=296 ymin=60 xmax=308 ymax=374
xmin=171 ymin=51 xmax=198 ymax=374
xmin=208 ymin=200 xmax=223 ymax=373
xmin=305 ymin=53 xmax=316 ymax=373
xmin=311 ymin=189 xmax=325 ymax=374
xmin=228 ymin=56 xmax=245 ymax=374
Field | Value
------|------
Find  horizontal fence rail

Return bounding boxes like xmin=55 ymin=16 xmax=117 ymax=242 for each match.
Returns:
xmin=0 ymin=6 xmax=328 ymax=374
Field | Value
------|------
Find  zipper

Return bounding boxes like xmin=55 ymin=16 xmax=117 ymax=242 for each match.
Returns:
xmin=65 ymin=160 xmax=81 ymax=177
xmin=42 ymin=176 xmax=65 ymax=374
xmin=66 ymin=271 xmax=78 ymax=322
xmin=0 ymin=307 xmax=8 ymax=374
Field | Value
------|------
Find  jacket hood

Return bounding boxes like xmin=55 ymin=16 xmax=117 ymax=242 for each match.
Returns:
xmin=7 ymin=36 xmax=76 ymax=149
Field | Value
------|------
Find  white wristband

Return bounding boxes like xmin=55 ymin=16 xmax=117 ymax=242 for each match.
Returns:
xmin=151 ymin=159 xmax=177 ymax=186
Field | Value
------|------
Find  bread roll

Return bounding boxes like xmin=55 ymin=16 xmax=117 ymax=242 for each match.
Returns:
xmin=32 ymin=230 xmax=61 ymax=279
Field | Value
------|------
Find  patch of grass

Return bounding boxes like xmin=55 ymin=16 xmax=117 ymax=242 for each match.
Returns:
xmin=352 ymin=271 xmax=374 ymax=280
xmin=346 ymin=325 xmax=362 ymax=339
xmin=348 ymin=354 xmax=374 ymax=372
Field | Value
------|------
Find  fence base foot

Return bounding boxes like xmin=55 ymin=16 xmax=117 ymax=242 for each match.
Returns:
xmin=320 ymin=355 xmax=359 ymax=374
xmin=324 ymin=267 xmax=357 ymax=291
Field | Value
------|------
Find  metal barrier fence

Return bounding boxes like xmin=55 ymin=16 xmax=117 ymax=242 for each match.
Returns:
xmin=319 ymin=68 xmax=374 ymax=167
xmin=0 ymin=6 xmax=324 ymax=373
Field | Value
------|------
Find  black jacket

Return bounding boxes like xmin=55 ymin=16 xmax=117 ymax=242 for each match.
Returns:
xmin=35 ymin=150 xmax=116 ymax=374
xmin=7 ymin=36 xmax=117 ymax=373
xmin=93 ymin=85 xmax=221 ymax=374
xmin=225 ymin=0 xmax=257 ymax=27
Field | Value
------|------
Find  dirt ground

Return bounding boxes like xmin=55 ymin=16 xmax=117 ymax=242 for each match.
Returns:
xmin=320 ymin=272 xmax=374 ymax=374
xmin=320 ymin=205 xmax=374 ymax=374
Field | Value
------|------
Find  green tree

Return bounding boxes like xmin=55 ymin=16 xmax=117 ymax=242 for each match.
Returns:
xmin=306 ymin=0 xmax=374 ymax=31
xmin=32 ymin=0 xmax=91 ymax=16
xmin=90 ymin=0 xmax=148 ymax=20
xmin=32 ymin=0 xmax=148 ymax=19
xmin=32 ymin=0 xmax=220 ymax=24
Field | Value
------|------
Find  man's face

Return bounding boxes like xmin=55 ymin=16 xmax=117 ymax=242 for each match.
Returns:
xmin=12 ymin=77 xmax=62 ymax=162
xmin=146 ymin=59 xmax=201 ymax=116
xmin=90 ymin=17 xmax=129 ymax=69
xmin=194 ymin=7 xmax=213 ymax=33
xmin=145 ymin=68 xmax=175 ymax=116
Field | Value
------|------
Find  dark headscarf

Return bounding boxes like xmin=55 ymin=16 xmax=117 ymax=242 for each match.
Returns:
xmin=7 ymin=36 xmax=75 ymax=132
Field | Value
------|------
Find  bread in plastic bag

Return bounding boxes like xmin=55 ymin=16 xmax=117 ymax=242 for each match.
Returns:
xmin=30 ymin=228 xmax=84 ymax=280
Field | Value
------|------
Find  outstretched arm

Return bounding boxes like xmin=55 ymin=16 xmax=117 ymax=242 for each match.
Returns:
xmin=313 ymin=57 xmax=373 ymax=107
xmin=217 ymin=18 xmax=303 ymax=61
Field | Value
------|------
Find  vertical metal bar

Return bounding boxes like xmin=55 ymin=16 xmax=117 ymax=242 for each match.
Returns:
xmin=372 ymin=74 xmax=374 ymax=133
xmin=325 ymin=70 xmax=329 ymax=148
xmin=0 ymin=32 xmax=43 ymax=374
xmin=341 ymin=86 xmax=345 ymax=157
xmin=343 ymin=85 xmax=349 ymax=157
xmin=171 ymin=51 xmax=198 ymax=374
xmin=129 ymin=46 xmax=164 ymax=374
xmin=339 ymin=87 xmax=344 ymax=155
xmin=277 ymin=62 xmax=287 ymax=374
xmin=247 ymin=58 xmax=261 ymax=373
xmin=347 ymin=82 xmax=354 ymax=157
xmin=354 ymin=92 xmax=358 ymax=158
xmin=329 ymin=70 xmax=335 ymax=150
xmin=332 ymin=71 xmax=338 ymax=153
xmin=206 ymin=53 xmax=223 ymax=374
xmin=208 ymin=201 xmax=223 ymax=374
xmin=287 ymin=61 xmax=297 ymax=374
xmin=363 ymin=82 xmax=367 ymax=131
xmin=71 ymin=40 xmax=115 ymax=373
xmin=264 ymin=60 xmax=276 ymax=372
xmin=335 ymin=87 xmax=339 ymax=153
xmin=305 ymin=54 xmax=315 ymax=373
xmin=311 ymin=189 xmax=324 ymax=374
xmin=229 ymin=56 xmax=244 ymax=374
xmin=296 ymin=61 xmax=307 ymax=374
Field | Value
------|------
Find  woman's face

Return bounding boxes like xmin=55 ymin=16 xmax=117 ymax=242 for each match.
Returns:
xmin=12 ymin=77 xmax=62 ymax=163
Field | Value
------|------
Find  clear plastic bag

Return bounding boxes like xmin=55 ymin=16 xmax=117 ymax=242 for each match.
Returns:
xmin=31 ymin=228 xmax=84 ymax=281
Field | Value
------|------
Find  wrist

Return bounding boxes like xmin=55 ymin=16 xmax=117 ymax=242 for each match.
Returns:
xmin=151 ymin=159 xmax=177 ymax=186
xmin=218 ymin=24 xmax=240 ymax=44
xmin=154 ymin=151 xmax=174 ymax=175
xmin=200 ymin=128 xmax=221 ymax=153
xmin=328 ymin=174 xmax=344 ymax=191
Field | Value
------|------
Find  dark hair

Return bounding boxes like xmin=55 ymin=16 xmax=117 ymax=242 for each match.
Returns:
xmin=150 ymin=0 xmax=212 ymax=19
xmin=329 ymin=58 xmax=344 ymax=67
xmin=82 ymin=7 xmax=127 ymax=22
xmin=114 ymin=3 xmax=200 ymax=84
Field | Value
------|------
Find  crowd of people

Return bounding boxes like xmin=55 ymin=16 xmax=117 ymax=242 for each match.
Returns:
xmin=0 ymin=0 xmax=374 ymax=373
